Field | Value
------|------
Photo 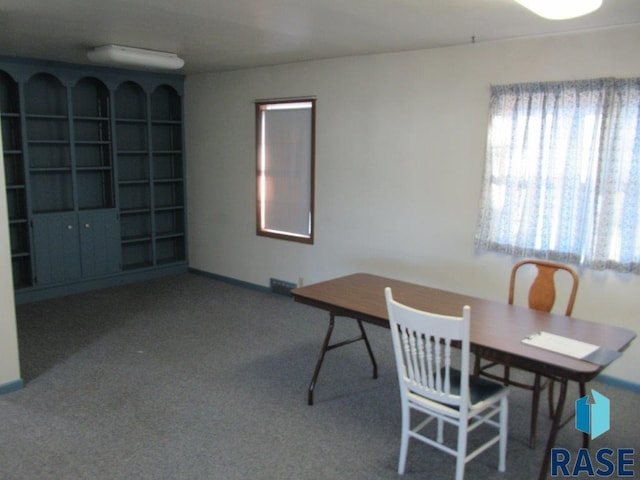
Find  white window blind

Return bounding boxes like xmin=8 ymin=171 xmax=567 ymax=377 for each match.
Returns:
xmin=256 ymin=100 xmax=315 ymax=243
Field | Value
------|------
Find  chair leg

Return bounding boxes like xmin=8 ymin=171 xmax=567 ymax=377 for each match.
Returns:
xmin=503 ymin=365 xmax=511 ymax=385
xmin=455 ymin=417 xmax=468 ymax=480
xmin=473 ymin=355 xmax=481 ymax=376
xmin=398 ymin=403 xmax=410 ymax=475
xmin=529 ymin=374 xmax=542 ymax=449
xmin=499 ymin=396 xmax=508 ymax=472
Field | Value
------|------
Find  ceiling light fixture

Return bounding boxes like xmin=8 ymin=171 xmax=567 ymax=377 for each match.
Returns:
xmin=514 ymin=0 xmax=603 ymax=20
xmin=87 ymin=45 xmax=184 ymax=70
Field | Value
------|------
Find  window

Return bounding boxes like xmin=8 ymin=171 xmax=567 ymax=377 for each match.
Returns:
xmin=476 ymin=78 xmax=640 ymax=274
xmin=256 ymin=99 xmax=315 ymax=244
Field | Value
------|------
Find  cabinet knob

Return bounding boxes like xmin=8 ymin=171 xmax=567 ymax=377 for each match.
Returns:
xmin=84 ymin=223 xmax=91 ymax=229
xmin=67 ymin=225 xmax=73 ymax=230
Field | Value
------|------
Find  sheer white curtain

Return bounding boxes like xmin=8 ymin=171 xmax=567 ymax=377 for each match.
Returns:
xmin=475 ymin=78 xmax=640 ymax=274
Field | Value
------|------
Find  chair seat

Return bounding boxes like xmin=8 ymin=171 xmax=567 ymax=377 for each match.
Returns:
xmin=454 ymin=368 xmax=507 ymax=405
xmin=410 ymin=368 xmax=507 ymax=408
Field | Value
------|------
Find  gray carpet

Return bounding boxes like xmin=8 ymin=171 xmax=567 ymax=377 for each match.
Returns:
xmin=0 ymin=273 xmax=637 ymax=479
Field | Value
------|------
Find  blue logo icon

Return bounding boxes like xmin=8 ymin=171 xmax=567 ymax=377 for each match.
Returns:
xmin=575 ymin=389 xmax=610 ymax=440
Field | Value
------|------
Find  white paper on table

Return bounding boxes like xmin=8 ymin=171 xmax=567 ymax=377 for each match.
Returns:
xmin=521 ymin=331 xmax=599 ymax=359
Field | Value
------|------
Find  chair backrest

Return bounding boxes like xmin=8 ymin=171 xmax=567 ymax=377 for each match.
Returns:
xmin=508 ymin=260 xmax=579 ymax=316
xmin=385 ymin=287 xmax=471 ymax=409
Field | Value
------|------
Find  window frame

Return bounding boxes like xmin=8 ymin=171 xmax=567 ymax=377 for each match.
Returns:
xmin=255 ymin=98 xmax=316 ymax=244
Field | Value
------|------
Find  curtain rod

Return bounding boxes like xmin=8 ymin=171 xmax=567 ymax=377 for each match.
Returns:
xmin=254 ymin=96 xmax=316 ymax=103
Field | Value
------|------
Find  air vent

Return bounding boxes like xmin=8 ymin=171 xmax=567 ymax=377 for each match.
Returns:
xmin=270 ymin=278 xmax=297 ymax=295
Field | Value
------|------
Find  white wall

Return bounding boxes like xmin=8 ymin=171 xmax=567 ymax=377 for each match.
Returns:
xmin=185 ymin=25 xmax=640 ymax=384
xmin=0 ymin=126 xmax=22 ymax=391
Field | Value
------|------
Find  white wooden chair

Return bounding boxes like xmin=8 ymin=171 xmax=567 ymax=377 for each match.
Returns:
xmin=385 ymin=287 xmax=509 ymax=480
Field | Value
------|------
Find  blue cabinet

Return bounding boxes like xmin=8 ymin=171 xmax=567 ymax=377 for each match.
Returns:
xmin=32 ymin=211 xmax=120 ymax=286
xmin=32 ymin=213 xmax=82 ymax=285
xmin=0 ymin=56 xmax=187 ymax=302
xmin=78 ymin=210 xmax=121 ymax=278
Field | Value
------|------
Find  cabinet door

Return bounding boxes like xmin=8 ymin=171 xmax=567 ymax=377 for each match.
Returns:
xmin=32 ymin=214 xmax=82 ymax=285
xmin=79 ymin=210 xmax=121 ymax=277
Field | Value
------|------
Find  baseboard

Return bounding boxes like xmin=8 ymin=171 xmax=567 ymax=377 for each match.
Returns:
xmin=188 ymin=268 xmax=271 ymax=294
xmin=596 ymin=374 xmax=640 ymax=393
xmin=0 ymin=378 xmax=24 ymax=395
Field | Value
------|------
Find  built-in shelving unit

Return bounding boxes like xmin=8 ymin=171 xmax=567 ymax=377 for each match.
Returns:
xmin=73 ymin=77 xmax=114 ymax=211
xmin=151 ymin=85 xmax=185 ymax=266
xmin=116 ymin=81 xmax=152 ymax=270
xmin=0 ymin=70 xmax=31 ymax=288
xmin=25 ymin=73 xmax=73 ymax=214
xmin=0 ymin=56 xmax=187 ymax=303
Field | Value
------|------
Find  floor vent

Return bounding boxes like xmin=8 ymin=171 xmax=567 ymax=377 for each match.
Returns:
xmin=270 ymin=278 xmax=297 ymax=295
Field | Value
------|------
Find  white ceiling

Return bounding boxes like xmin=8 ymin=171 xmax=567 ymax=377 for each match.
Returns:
xmin=1 ymin=0 xmax=639 ymax=74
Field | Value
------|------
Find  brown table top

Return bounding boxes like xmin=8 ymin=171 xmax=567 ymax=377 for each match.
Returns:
xmin=292 ymin=273 xmax=636 ymax=381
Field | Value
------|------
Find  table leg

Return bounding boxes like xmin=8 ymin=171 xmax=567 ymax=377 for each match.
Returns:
xmin=553 ymin=380 xmax=590 ymax=449
xmin=539 ymin=378 xmax=568 ymax=480
xmin=579 ymin=381 xmax=589 ymax=449
xmin=356 ymin=319 xmax=378 ymax=380
xmin=307 ymin=313 xmax=378 ymax=405
xmin=308 ymin=314 xmax=336 ymax=405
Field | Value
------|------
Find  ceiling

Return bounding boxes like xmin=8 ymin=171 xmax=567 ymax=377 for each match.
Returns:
xmin=1 ymin=0 xmax=639 ymax=75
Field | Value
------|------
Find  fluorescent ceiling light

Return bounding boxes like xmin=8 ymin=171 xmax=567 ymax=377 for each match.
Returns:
xmin=515 ymin=0 xmax=603 ymax=20
xmin=87 ymin=45 xmax=184 ymax=70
